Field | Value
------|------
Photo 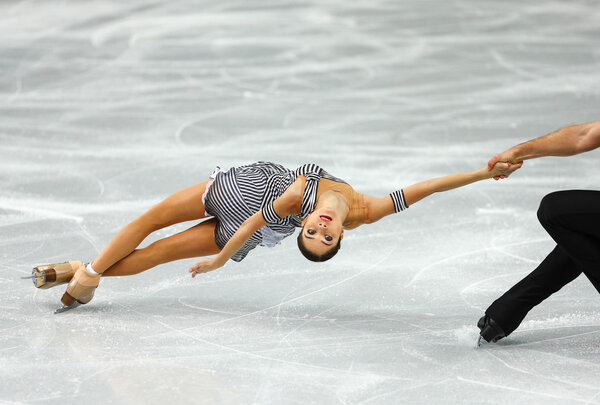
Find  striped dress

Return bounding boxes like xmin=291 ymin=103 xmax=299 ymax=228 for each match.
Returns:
xmin=202 ymin=161 xmax=348 ymax=262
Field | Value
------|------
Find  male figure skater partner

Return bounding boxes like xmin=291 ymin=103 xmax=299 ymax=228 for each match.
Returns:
xmin=478 ymin=120 xmax=600 ymax=346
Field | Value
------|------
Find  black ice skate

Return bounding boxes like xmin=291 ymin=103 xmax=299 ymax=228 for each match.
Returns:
xmin=477 ymin=315 xmax=506 ymax=347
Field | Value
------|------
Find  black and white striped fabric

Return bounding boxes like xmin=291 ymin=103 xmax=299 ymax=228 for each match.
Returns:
xmin=261 ymin=163 xmax=347 ymax=224
xmin=203 ymin=161 xmax=346 ymax=262
xmin=390 ymin=189 xmax=409 ymax=212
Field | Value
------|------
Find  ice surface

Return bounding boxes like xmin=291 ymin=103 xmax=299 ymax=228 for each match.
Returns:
xmin=1 ymin=0 xmax=600 ymax=404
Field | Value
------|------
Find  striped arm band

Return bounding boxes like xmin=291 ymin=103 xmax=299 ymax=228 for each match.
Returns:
xmin=390 ymin=189 xmax=408 ymax=213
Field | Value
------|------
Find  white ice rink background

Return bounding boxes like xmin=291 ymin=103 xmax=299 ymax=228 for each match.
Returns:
xmin=1 ymin=1 xmax=600 ymax=404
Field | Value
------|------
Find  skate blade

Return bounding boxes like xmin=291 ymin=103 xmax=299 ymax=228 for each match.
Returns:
xmin=476 ymin=335 xmax=487 ymax=348
xmin=21 ymin=275 xmax=37 ymax=279
xmin=54 ymin=301 xmax=81 ymax=314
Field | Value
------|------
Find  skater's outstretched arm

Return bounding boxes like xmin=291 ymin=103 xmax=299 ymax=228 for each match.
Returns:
xmin=488 ymin=120 xmax=600 ymax=179
xmin=188 ymin=181 xmax=303 ymax=276
xmin=364 ymin=162 xmax=521 ymax=224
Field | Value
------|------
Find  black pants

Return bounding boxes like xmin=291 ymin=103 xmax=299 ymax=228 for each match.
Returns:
xmin=486 ymin=190 xmax=600 ymax=336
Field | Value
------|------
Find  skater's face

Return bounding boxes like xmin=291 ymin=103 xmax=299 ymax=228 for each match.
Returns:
xmin=300 ymin=211 xmax=344 ymax=256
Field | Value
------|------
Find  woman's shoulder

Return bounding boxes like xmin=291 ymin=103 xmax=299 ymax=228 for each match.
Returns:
xmin=294 ymin=163 xmax=323 ymax=176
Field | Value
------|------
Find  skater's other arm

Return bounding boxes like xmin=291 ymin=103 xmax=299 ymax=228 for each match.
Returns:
xmin=189 ymin=211 xmax=267 ymax=275
xmin=488 ymin=120 xmax=600 ymax=176
xmin=364 ymin=163 xmax=521 ymax=224
xmin=189 ymin=183 xmax=302 ymax=276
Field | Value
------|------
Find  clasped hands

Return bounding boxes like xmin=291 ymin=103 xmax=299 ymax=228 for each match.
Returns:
xmin=487 ymin=150 xmax=523 ymax=180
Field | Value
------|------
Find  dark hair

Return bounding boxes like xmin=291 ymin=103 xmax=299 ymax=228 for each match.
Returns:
xmin=297 ymin=227 xmax=342 ymax=262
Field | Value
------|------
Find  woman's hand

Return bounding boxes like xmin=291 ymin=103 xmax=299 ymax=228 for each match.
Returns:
xmin=487 ymin=147 xmax=521 ymax=169
xmin=489 ymin=161 xmax=522 ymax=180
xmin=189 ymin=258 xmax=223 ymax=277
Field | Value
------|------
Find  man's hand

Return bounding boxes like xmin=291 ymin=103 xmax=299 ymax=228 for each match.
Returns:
xmin=488 ymin=147 xmax=521 ymax=169
xmin=489 ymin=161 xmax=523 ymax=180
xmin=189 ymin=258 xmax=223 ymax=277
xmin=488 ymin=148 xmax=523 ymax=180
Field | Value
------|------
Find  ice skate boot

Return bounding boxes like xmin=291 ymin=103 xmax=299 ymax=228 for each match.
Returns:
xmin=56 ymin=263 xmax=100 ymax=313
xmin=23 ymin=261 xmax=82 ymax=289
xmin=477 ymin=315 xmax=506 ymax=347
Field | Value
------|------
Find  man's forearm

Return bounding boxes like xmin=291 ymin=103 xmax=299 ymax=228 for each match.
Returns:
xmin=510 ymin=121 xmax=600 ymax=161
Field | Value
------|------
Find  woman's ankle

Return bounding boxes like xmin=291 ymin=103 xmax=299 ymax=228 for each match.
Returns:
xmin=84 ymin=262 xmax=101 ymax=276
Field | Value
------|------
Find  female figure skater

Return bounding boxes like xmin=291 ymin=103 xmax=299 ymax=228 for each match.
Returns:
xmin=28 ymin=160 xmax=519 ymax=312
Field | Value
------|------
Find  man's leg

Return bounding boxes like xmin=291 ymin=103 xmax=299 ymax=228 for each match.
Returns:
xmin=538 ymin=190 xmax=600 ymax=291
xmin=482 ymin=190 xmax=600 ymax=339
xmin=485 ymin=245 xmax=580 ymax=336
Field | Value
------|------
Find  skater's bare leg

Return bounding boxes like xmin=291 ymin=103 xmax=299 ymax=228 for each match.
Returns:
xmin=92 ymin=181 xmax=211 ymax=274
xmin=102 ymin=218 xmax=220 ymax=277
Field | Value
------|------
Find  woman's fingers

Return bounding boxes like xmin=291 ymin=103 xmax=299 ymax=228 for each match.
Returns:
xmin=189 ymin=259 xmax=220 ymax=277
xmin=189 ymin=262 xmax=203 ymax=277
xmin=503 ymin=161 xmax=523 ymax=177
xmin=491 ymin=161 xmax=523 ymax=180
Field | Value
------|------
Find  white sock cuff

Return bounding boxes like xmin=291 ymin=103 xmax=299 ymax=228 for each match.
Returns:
xmin=85 ymin=262 xmax=100 ymax=276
